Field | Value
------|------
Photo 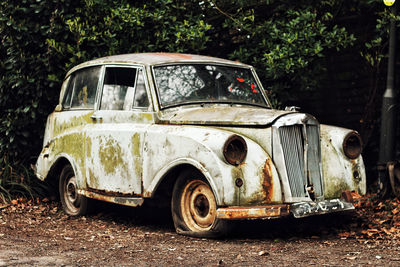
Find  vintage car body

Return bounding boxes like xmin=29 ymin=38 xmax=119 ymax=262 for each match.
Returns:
xmin=35 ymin=53 xmax=366 ymax=236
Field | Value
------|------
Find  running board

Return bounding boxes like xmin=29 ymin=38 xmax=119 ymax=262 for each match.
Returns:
xmin=78 ymin=189 xmax=144 ymax=207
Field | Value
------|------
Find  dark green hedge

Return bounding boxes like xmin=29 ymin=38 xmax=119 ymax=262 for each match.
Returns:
xmin=0 ymin=0 xmax=392 ymax=198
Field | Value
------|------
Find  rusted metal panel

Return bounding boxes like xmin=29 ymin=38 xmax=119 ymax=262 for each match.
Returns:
xmin=141 ymin=125 xmax=284 ymax=206
xmin=262 ymin=158 xmax=274 ymax=202
xmin=79 ymin=190 xmax=144 ymax=207
xmin=271 ymin=113 xmax=323 ymax=203
xmin=34 ymin=53 xmax=367 ymax=229
xmin=84 ymin=111 xmax=154 ymax=195
xmin=66 ymin=53 xmax=250 ymax=78
xmin=290 ymin=199 xmax=355 ymax=218
xmin=320 ymin=125 xmax=367 ymax=198
xmin=158 ymin=105 xmax=290 ymax=126
xmin=217 ymin=205 xmax=290 ymax=220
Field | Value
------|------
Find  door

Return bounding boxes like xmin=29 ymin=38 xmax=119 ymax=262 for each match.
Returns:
xmin=85 ymin=65 xmax=153 ymax=195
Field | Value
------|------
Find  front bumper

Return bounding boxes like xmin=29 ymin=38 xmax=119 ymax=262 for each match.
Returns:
xmin=216 ymin=199 xmax=354 ymax=220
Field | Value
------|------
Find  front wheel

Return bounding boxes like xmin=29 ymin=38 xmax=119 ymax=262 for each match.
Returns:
xmin=59 ymin=165 xmax=90 ymax=216
xmin=171 ymin=170 xmax=230 ymax=238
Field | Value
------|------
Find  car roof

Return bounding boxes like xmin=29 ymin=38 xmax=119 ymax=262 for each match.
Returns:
xmin=66 ymin=53 xmax=251 ymax=77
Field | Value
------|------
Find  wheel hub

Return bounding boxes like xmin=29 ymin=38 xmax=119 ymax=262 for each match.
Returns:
xmin=194 ymin=194 xmax=210 ymax=217
xmin=180 ymin=179 xmax=217 ymax=231
xmin=67 ymin=181 xmax=77 ymax=202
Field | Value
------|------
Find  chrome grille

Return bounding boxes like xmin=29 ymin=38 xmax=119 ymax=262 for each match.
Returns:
xmin=278 ymin=124 xmax=323 ymax=198
xmin=306 ymin=125 xmax=323 ymax=197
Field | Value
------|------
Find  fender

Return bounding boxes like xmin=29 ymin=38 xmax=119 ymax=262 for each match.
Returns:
xmin=144 ymin=157 xmax=221 ymax=203
xmin=142 ymin=124 xmax=283 ymax=206
xmin=320 ymin=125 xmax=367 ymax=198
xmin=36 ymin=152 xmax=84 ymax=188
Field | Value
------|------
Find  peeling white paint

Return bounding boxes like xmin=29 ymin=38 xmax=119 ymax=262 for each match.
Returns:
xmin=35 ymin=53 xmax=366 ymax=221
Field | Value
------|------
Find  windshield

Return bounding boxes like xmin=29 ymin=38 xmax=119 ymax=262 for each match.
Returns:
xmin=153 ymin=64 xmax=268 ymax=108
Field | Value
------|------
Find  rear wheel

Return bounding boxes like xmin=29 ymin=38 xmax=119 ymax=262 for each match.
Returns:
xmin=171 ymin=170 xmax=230 ymax=238
xmin=59 ymin=165 xmax=90 ymax=216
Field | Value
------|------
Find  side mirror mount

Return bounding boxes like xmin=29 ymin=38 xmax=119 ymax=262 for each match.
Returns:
xmin=285 ymin=106 xmax=301 ymax=111
xmin=55 ymin=104 xmax=62 ymax=112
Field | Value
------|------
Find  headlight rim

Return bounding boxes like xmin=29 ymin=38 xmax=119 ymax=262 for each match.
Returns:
xmin=223 ymin=135 xmax=247 ymax=166
xmin=343 ymin=131 xmax=363 ymax=159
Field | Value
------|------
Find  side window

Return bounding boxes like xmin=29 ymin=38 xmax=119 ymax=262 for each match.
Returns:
xmin=133 ymin=69 xmax=149 ymax=108
xmin=63 ymin=66 xmax=101 ymax=109
xmin=59 ymin=76 xmax=70 ymax=106
xmin=63 ymin=76 xmax=74 ymax=109
xmin=100 ymin=67 xmax=137 ymax=110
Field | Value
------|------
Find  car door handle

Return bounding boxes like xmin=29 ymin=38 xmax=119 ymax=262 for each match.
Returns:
xmin=90 ymin=114 xmax=103 ymax=120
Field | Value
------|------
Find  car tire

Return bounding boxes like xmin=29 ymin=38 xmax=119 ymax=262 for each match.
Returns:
xmin=171 ymin=169 xmax=230 ymax=238
xmin=59 ymin=165 xmax=90 ymax=216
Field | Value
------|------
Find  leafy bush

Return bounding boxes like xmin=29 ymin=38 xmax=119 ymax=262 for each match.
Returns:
xmin=0 ymin=0 xmax=212 ymax=200
xmin=201 ymin=1 xmax=356 ymax=106
xmin=0 ymin=156 xmax=35 ymax=203
xmin=0 ymin=0 xmax=391 ymax=198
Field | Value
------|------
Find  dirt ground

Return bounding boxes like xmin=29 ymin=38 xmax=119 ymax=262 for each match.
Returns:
xmin=1 ymin=197 xmax=400 ymax=266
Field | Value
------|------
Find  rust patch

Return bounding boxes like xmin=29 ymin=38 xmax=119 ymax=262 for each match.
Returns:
xmin=80 ymin=189 xmax=144 ymax=207
xmin=261 ymin=158 xmax=274 ymax=202
xmin=86 ymin=187 xmax=140 ymax=198
xmin=151 ymin=52 xmax=193 ymax=59
xmin=341 ymin=190 xmax=354 ymax=203
xmin=216 ymin=204 xmax=289 ymax=220
xmin=223 ymin=135 xmax=247 ymax=166
xmin=142 ymin=191 xmax=152 ymax=198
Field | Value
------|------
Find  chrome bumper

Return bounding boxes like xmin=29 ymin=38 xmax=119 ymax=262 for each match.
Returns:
xmin=290 ymin=199 xmax=355 ymax=218
xmin=216 ymin=199 xmax=354 ymax=220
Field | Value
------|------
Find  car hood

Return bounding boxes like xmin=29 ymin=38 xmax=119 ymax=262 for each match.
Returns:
xmin=158 ymin=105 xmax=294 ymax=126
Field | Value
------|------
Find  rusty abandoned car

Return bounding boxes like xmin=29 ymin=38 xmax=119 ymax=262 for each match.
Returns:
xmin=34 ymin=53 xmax=366 ymax=237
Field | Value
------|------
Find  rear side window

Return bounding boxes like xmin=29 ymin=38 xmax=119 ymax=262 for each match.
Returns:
xmin=133 ymin=69 xmax=149 ymax=108
xmin=63 ymin=66 xmax=101 ymax=109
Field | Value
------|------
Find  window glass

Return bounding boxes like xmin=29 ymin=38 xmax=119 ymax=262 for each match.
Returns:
xmin=59 ymin=76 xmax=70 ymax=107
xmin=133 ymin=69 xmax=149 ymax=108
xmin=63 ymin=76 xmax=74 ymax=109
xmin=153 ymin=64 xmax=267 ymax=108
xmin=100 ymin=67 xmax=137 ymax=110
xmin=70 ymin=66 xmax=101 ymax=109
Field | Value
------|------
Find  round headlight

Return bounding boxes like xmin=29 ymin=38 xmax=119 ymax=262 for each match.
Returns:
xmin=343 ymin=132 xmax=363 ymax=159
xmin=223 ymin=135 xmax=247 ymax=166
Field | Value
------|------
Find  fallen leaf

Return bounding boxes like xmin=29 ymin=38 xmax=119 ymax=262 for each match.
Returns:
xmin=0 ymin=204 xmax=10 ymax=210
xmin=258 ymin=251 xmax=269 ymax=256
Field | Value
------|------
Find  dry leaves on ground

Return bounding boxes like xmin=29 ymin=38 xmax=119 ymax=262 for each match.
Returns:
xmin=338 ymin=192 xmax=400 ymax=241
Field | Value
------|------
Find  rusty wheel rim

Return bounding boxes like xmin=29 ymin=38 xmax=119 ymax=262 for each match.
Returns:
xmin=180 ymin=180 xmax=217 ymax=232
xmin=64 ymin=175 xmax=81 ymax=214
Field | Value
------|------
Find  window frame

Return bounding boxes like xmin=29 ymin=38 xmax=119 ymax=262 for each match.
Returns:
xmin=98 ymin=64 xmax=151 ymax=111
xmin=151 ymin=62 xmax=271 ymax=110
xmin=62 ymin=65 xmax=102 ymax=110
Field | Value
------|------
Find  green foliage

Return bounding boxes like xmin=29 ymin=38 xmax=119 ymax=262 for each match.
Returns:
xmin=204 ymin=1 xmax=356 ymax=105
xmin=0 ymin=0 xmax=390 ymax=198
xmin=0 ymin=156 xmax=33 ymax=203
xmin=361 ymin=2 xmax=400 ymax=69
xmin=0 ymin=0 xmax=212 ymax=199
xmin=46 ymin=0 xmax=212 ymax=69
